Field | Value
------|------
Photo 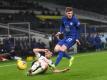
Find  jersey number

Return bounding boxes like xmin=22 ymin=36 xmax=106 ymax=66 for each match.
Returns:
xmin=66 ymin=38 xmax=72 ymax=42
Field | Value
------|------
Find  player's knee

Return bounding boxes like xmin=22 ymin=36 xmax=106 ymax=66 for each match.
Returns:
xmin=54 ymin=45 xmax=60 ymax=52
xmin=41 ymin=65 xmax=48 ymax=70
xmin=54 ymin=48 xmax=58 ymax=52
xmin=60 ymin=46 xmax=67 ymax=52
xmin=60 ymin=48 xmax=66 ymax=52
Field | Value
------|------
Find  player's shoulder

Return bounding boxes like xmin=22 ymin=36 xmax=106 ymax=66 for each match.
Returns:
xmin=72 ymin=15 xmax=78 ymax=20
xmin=36 ymin=52 xmax=42 ymax=58
xmin=72 ymin=15 xmax=80 ymax=24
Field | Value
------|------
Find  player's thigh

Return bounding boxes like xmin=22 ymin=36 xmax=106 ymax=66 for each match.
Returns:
xmin=31 ymin=61 xmax=40 ymax=71
xmin=33 ymin=63 xmax=48 ymax=74
xmin=64 ymin=37 xmax=76 ymax=49
xmin=54 ymin=44 xmax=61 ymax=52
xmin=41 ymin=62 xmax=48 ymax=70
xmin=60 ymin=45 xmax=68 ymax=52
xmin=54 ymin=39 xmax=65 ymax=52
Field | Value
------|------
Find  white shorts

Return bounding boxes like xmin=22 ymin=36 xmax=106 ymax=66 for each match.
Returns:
xmin=31 ymin=61 xmax=48 ymax=72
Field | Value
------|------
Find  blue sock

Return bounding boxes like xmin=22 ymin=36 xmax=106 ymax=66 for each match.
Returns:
xmin=55 ymin=51 xmax=63 ymax=66
xmin=63 ymin=53 xmax=71 ymax=59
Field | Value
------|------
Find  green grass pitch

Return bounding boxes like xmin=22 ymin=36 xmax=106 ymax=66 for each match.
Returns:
xmin=0 ymin=50 xmax=107 ymax=80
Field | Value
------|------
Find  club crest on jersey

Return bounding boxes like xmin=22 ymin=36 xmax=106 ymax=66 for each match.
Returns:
xmin=70 ymin=22 xmax=73 ymax=26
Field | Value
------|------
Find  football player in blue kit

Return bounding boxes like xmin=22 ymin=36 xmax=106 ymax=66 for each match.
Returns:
xmin=54 ymin=7 xmax=81 ymax=67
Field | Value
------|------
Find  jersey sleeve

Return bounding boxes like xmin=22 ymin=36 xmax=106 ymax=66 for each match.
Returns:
xmin=75 ymin=17 xmax=80 ymax=28
xmin=74 ymin=16 xmax=80 ymax=39
xmin=35 ymin=52 xmax=41 ymax=59
xmin=76 ymin=31 xmax=80 ymax=40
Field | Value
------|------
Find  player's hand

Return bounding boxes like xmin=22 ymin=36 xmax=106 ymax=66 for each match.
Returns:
xmin=55 ymin=32 xmax=61 ymax=36
xmin=76 ymin=39 xmax=81 ymax=45
xmin=44 ymin=49 xmax=49 ymax=52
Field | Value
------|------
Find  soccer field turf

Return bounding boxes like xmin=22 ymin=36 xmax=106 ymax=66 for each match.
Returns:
xmin=0 ymin=51 xmax=107 ymax=80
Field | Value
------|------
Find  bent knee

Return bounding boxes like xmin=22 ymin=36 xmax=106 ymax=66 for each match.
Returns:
xmin=54 ymin=48 xmax=59 ymax=52
xmin=60 ymin=45 xmax=67 ymax=52
xmin=54 ymin=45 xmax=60 ymax=52
xmin=41 ymin=65 xmax=48 ymax=70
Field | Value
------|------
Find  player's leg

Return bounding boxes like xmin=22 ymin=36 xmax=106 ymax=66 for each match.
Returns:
xmin=55 ymin=38 xmax=74 ymax=66
xmin=54 ymin=40 xmax=66 ymax=66
xmin=31 ymin=62 xmax=48 ymax=75
xmin=55 ymin=51 xmax=63 ymax=66
xmin=28 ymin=61 xmax=44 ymax=75
xmin=55 ymin=38 xmax=75 ymax=66
xmin=55 ymin=44 xmax=71 ymax=66
xmin=28 ymin=61 xmax=39 ymax=75
xmin=59 ymin=45 xmax=74 ymax=67
xmin=31 ymin=67 xmax=44 ymax=75
xmin=54 ymin=44 xmax=61 ymax=52
xmin=64 ymin=37 xmax=76 ymax=67
xmin=59 ymin=45 xmax=71 ymax=59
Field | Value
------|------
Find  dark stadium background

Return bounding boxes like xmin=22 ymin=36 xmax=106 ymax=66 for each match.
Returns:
xmin=0 ymin=0 xmax=107 ymax=61
xmin=0 ymin=0 xmax=107 ymax=80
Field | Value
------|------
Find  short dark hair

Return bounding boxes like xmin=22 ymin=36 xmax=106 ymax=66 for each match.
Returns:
xmin=65 ymin=7 xmax=73 ymax=12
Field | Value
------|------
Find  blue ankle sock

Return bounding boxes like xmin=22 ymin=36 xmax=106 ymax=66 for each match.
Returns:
xmin=55 ymin=51 xmax=64 ymax=66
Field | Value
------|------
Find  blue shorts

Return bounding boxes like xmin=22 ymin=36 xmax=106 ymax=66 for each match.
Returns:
xmin=57 ymin=36 xmax=76 ymax=49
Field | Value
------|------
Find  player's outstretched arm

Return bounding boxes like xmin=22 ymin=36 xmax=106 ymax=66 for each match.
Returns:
xmin=33 ymin=48 xmax=48 ymax=53
xmin=52 ymin=68 xmax=70 ymax=73
xmin=49 ymin=61 xmax=70 ymax=73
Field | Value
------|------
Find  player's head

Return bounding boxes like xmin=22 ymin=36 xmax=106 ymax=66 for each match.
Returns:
xmin=65 ymin=7 xmax=73 ymax=19
xmin=45 ymin=50 xmax=53 ymax=59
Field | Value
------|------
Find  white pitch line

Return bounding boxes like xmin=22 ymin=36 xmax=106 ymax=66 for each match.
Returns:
xmin=0 ymin=61 xmax=32 ymax=68
xmin=76 ymin=53 xmax=97 ymax=57
xmin=0 ymin=64 xmax=16 ymax=68
xmin=74 ymin=52 xmax=106 ymax=58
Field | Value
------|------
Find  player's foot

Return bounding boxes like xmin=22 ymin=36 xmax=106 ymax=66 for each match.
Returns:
xmin=27 ymin=69 xmax=32 ymax=76
xmin=69 ymin=56 xmax=74 ymax=67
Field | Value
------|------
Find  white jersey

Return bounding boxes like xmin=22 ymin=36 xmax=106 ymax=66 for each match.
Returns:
xmin=36 ymin=52 xmax=55 ymax=68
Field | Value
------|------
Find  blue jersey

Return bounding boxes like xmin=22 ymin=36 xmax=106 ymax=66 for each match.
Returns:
xmin=60 ymin=16 xmax=80 ymax=39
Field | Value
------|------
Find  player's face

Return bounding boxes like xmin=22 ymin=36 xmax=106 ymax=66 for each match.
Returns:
xmin=45 ymin=51 xmax=52 ymax=59
xmin=65 ymin=11 xmax=73 ymax=19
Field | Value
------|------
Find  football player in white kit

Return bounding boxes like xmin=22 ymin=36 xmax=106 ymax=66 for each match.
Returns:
xmin=27 ymin=48 xmax=69 ymax=76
